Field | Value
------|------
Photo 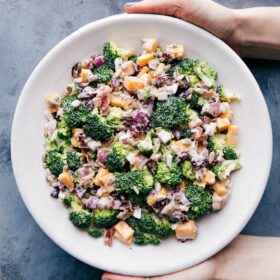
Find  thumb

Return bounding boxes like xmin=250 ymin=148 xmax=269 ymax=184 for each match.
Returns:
xmin=124 ymin=0 xmax=183 ymax=17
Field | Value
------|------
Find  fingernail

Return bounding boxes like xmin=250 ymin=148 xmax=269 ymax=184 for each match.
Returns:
xmin=125 ymin=1 xmax=138 ymax=7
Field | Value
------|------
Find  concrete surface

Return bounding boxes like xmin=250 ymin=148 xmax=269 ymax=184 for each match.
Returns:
xmin=0 ymin=0 xmax=280 ymax=279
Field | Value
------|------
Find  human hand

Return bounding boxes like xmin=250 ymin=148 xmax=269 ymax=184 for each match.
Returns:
xmin=124 ymin=0 xmax=241 ymax=54
xmin=102 ymin=235 xmax=280 ymax=280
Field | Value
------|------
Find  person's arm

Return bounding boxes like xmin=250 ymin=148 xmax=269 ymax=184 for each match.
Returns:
xmin=102 ymin=235 xmax=280 ymax=280
xmin=124 ymin=0 xmax=280 ymax=60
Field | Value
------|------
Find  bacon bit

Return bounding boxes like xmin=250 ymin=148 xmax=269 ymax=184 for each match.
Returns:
xmin=203 ymin=89 xmax=217 ymax=99
xmin=104 ymin=229 xmax=114 ymax=246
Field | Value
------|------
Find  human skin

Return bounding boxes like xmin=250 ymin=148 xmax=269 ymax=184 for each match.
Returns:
xmin=124 ymin=0 xmax=280 ymax=60
xmin=103 ymin=235 xmax=280 ymax=280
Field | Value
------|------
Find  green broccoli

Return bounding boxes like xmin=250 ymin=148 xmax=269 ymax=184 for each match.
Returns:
xmin=211 ymin=160 xmax=241 ymax=181
xmin=63 ymin=193 xmax=75 ymax=207
xmin=115 ymin=170 xmax=154 ymax=195
xmin=127 ymin=213 xmax=172 ymax=238
xmin=182 ymin=160 xmax=195 ymax=181
xmin=61 ymin=96 xmax=90 ymax=129
xmin=185 ymin=184 xmax=213 ymax=220
xmin=83 ymin=113 xmax=113 ymax=141
xmin=127 ymin=192 xmax=149 ymax=208
xmin=69 ymin=209 xmax=92 ymax=228
xmin=223 ymin=146 xmax=238 ymax=160
xmin=45 ymin=151 xmax=64 ymax=177
xmin=208 ymin=134 xmax=226 ymax=154
xmin=92 ymin=209 xmax=119 ymax=228
xmin=66 ymin=151 xmax=82 ymax=171
xmin=190 ymin=92 xmax=205 ymax=111
xmin=155 ymin=161 xmax=182 ymax=188
xmin=45 ymin=125 xmax=71 ymax=154
xmin=152 ymin=97 xmax=188 ymax=129
xmin=134 ymin=232 xmax=160 ymax=245
xmin=193 ymin=60 xmax=218 ymax=88
xmin=168 ymin=58 xmax=196 ymax=78
xmin=105 ymin=147 xmax=126 ymax=172
xmin=188 ymin=74 xmax=200 ymax=88
xmin=137 ymin=130 xmax=153 ymax=156
xmin=181 ymin=128 xmax=192 ymax=139
xmin=106 ymin=107 xmax=126 ymax=125
xmin=88 ymin=225 xmax=104 ymax=238
xmin=92 ymin=64 xmax=113 ymax=85
xmin=103 ymin=41 xmax=122 ymax=69
xmin=217 ymin=85 xmax=240 ymax=102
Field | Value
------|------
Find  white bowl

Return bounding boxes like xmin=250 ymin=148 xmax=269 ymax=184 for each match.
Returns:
xmin=11 ymin=14 xmax=272 ymax=276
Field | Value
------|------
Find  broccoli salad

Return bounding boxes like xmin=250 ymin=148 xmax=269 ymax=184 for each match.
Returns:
xmin=43 ymin=39 xmax=241 ymax=246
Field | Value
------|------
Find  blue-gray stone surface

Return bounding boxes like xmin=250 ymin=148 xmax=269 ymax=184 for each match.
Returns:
xmin=0 ymin=0 xmax=280 ymax=279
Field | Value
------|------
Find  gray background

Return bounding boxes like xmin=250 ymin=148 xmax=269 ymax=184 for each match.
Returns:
xmin=1 ymin=0 xmax=280 ymax=279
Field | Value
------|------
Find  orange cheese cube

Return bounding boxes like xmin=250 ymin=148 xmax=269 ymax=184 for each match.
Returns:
xmin=137 ymin=66 xmax=149 ymax=78
xmin=139 ymin=73 xmax=152 ymax=86
xmin=93 ymin=168 xmax=110 ymax=187
xmin=142 ymin=38 xmax=158 ymax=53
xmin=114 ymin=221 xmax=135 ymax=245
xmin=215 ymin=183 xmax=227 ymax=196
xmin=71 ymin=128 xmax=84 ymax=148
xmin=123 ymin=76 xmax=144 ymax=93
xmin=175 ymin=220 xmax=197 ymax=241
xmin=110 ymin=95 xmax=125 ymax=108
xmin=204 ymin=170 xmax=216 ymax=185
xmin=227 ymin=125 xmax=239 ymax=147
xmin=220 ymin=102 xmax=231 ymax=119
xmin=166 ymin=44 xmax=185 ymax=59
xmin=81 ymin=69 xmax=92 ymax=82
xmin=216 ymin=117 xmax=230 ymax=132
xmin=58 ymin=172 xmax=74 ymax=188
xmin=48 ymin=107 xmax=57 ymax=113
xmin=137 ymin=53 xmax=154 ymax=67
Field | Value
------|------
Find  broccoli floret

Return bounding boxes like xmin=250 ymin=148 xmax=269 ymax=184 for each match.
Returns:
xmin=134 ymin=232 xmax=160 ymax=245
xmin=127 ymin=192 xmax=148 ymax=208
xmin=223 ymin=146 xmax=238 ymax=160
xmin=168 ymin=58 xmax=196 ymax=78
xmin=208 ymin=135 xmax=226 ymax=154
xmin=155 ymin=161 xmax=182 ymax=188
xmin=127 ymin=213 xmax=172 ymax=238
xmin=66 ymin=151 xmax=82 ymax=171
xmin=182 ymin=161 xmax=195 ymax=181
xmin=84 ymin=113 xmax=113 ymax=141
xmin=103 ymin=41 xmax=122 ymax=69
xmin=92 ymin=209 xmax=119 ymax=228
xmin=188 ymin=74 xmax=200 ymax=88
xmin=69 ymin=208 xmax=92 ymax=228
xmin=63 ymin=193 xmax=75 ymax=207
xmin=190 ymin=92 xmax=205 ymax=111
xmin=217 ymin=85 xmax=240 ymax=102
xmin=182 ymin=128 xmax=192 ymax=139
xmin=211 ymin=160 xmax=241 ymax=181
xmin=185 ymin=184 xmax=213 ymax=220
xmin=152 ymin=97 xmax=188 ymax=129
xmin=137 ymin=130 xmax=153 ymax=156
xmin=88 ymin=225 xmax=103 ymax=238
xmin=105 ymin=147 xmax=126 ymax=172
xmin=45 ymin=151 xmax=64 ymax=177
xmin=106 ymin=107 xmax=126 ymax=125
xmin=193 ymin=60 xmax=218 ymax=88
xmin=45 ymin=125 xmax=71 ymax=153
xmin=91 ymin=64 xmax=113 ymax=85
xmin=61 ymin=96 xmax=90 ymax=129
xmin=115 ymin=170 xmax=154 ymax=194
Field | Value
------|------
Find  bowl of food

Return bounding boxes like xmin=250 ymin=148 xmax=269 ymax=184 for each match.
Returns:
xmin=11 ymin=14 xmax=272 ymax=276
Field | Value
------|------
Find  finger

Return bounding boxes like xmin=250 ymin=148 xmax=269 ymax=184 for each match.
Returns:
xmin=102 ymin=272 xmax=145 ymax=280
xmin=124 ymin=0 xmax=182 ymax=17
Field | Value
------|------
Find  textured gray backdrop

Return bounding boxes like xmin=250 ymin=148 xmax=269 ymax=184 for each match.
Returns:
xmin=1 ymin=0 xmax=280 ymax=279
